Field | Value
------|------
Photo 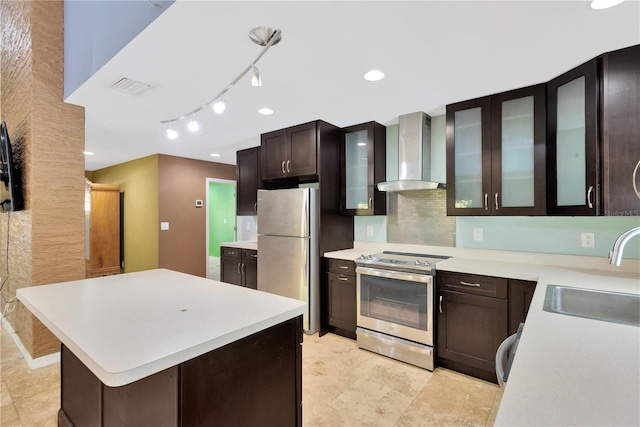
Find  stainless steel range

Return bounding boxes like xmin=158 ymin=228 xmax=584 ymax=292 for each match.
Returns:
xmin=355 ymin=251 xmax=449 ymax=370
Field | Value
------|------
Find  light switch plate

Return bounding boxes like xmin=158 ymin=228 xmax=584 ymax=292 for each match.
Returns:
xmin=195 ymin=200 xmax=203 ymax=208
xmin=366 ymin=225 xmax=374 ymax=236
xmin=160 ymin=222 xmax=169 ymax=231
xmin=473 ymin=228 xmax=483 ymax=241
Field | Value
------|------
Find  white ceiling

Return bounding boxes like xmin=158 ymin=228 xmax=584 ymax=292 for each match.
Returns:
xmin=67 ymin=0 xmax=640 ymax=171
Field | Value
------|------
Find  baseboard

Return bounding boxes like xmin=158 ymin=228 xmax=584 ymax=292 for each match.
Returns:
xmin=1 ymin=317 xmax=60 ymax=369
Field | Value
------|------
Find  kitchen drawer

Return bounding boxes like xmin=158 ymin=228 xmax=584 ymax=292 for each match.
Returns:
xmin=327 ymin=271 xmax=356 ymax=285
xmin=436 ymin=271 xmax=508 ymax=299
xmin=221 ymin=247 xmax=241 ymax=259
xmin=242 ymin=249 xmax=258 ymax=262
xmin=328 ymin=259 xmax=356 ymax=275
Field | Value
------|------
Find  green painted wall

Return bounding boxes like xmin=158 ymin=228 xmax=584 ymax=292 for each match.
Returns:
xmin=90 ymin=155 xmax=159 ymax=272
xmin=209 ymin=182 xmax=236 ymax=257
xmin=354 ymin=114 xmax=640 ymax=259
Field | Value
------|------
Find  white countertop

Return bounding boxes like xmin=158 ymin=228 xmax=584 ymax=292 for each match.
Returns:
xmin=17 ymin=269 xmax=305 ymax=387
xmin=325 ymin=243 xmax=640 ymax=426
xmin=220 ymin=240 xmax=257 ymax=250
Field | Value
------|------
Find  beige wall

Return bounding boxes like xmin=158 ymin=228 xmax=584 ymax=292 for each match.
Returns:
xmin=1 ymin=1 xmax=85 ymax=358
xmin=158 ymin=155 xmax=235 ymax=277
xmin=91 ymin=155 xmax=159 ymax=273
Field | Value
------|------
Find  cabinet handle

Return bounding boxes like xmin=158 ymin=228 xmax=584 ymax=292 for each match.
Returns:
xmin=460 ymin=280 xmax=481 ymax=287
xmin=251 ymin=254 xmax=257 ymax=258
xmin=241 ymin=263 xmax=246 ymax=275
xmin=286 ymin=160 xmax=291 ymax=173
xmin=337 ymin=265 xmax=349 ymax=270
xmin=254 ymin=202 xmax=257 ymax=213
xmin=587 ymin=186 xmax=594 ymax=209
xmin=484 ymin=193 xmax=489 ymax=211
xmin=633 ymin=160 xmax=640 ymax=199
xmin=439 ymin=295 xmax=443 ymax=314
xmin=281 ymin=160 xmax=286 ymax=174
xmin=237 ymin=263 xmax=241 ymax=274
xmin=337 ymin=276 xmax=348 ymax=281
xmin=495 ymin=193 xmax=499 ymax=210
xmin=368 ymin=197 xmax=372 ymax=210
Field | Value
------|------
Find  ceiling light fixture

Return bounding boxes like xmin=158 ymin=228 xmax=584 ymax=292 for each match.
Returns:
xmin=84 ymin=151 xmax=94 ymax=155
xmin=212 ymin=99 xmax=226 ymax=114
xmin=590 ymin=0 xmax=625 ymax=9
xmin=364 ymin=69 xmax=385 ymax=81
xmin=210 ymin=153 xmax=221 ymax=157
xmin=160 ymin=27 xmax=282 ymax=137
xmin=251 ymin=66 xmax=262 ymax=87
xmin=258 ymin=107 xmax=274 ymax=115
xmin=187 ymin=118 xmax=199 ymax=132
xmin=166 ymin=129 xmax=178 ymax=140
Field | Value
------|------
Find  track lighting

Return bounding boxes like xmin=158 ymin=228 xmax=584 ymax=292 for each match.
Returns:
xmin=212 ymin=99 xmax=226 ymax=114
xmin=251 ymin=66 xmax=262 ymax=87
xmin=188 ymin=119 xmax=199 ymax=132
xmin=160 ymin=27 xmax=282 ymax=139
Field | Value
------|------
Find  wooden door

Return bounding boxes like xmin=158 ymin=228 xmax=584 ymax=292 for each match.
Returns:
xmin=546 ymin=58 xmax=600 ymax=215
xmin=446 ymin=97 xmax=492 ymax=216
xmin=326 ymin=272 xmax=356 ymax=333
xmin=261 ymin=129 xmax=287 ymax=180
xmin=490 ymin=84 xmax=546 ymax=215
xmin=508 ymin=280 xmax=536 ymax=335
xmin=437 ymin=290 xmax=508 ymax=373
xmin=236 ymin=147 xmax=260 ymax=215
xmin=286 ymin=122 xmax=317 ymax=178
xmin=87 ymin=183 xmax=121 ymax=277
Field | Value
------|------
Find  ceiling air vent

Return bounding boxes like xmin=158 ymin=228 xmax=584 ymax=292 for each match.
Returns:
xmin=110 ymin=77 xmax=152 ymax=96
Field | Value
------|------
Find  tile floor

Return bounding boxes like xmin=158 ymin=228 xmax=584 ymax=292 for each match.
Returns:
xmin=1 ymin=325 xmax=502 ymax=426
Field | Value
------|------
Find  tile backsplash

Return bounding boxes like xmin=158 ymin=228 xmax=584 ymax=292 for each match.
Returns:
xmin=387 ymin=189 xmax=455 ymax=246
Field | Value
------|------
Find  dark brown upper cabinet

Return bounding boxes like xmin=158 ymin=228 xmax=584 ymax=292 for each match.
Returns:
xmin=446 ymin=84 xmax=546 ymax=216
xmin=340 ymin=122 xmax=386 ymax=216
xmin=600 ymin=44 xmax=640 ymax=216
xmin=546 ymin=59 xmax=600 ymax=216
xmin=261 ymin=121 xmax=317 ymax=181
xmin=236 ymin=146 xmax=261 ymax=216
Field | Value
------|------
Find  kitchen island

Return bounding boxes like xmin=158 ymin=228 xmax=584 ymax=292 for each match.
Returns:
xmin=17 ymin=269 xmax=306 ymax=427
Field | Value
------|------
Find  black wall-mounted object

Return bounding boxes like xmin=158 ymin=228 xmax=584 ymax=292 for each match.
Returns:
xmin=0 ymin=121 xmax=24 ymax=213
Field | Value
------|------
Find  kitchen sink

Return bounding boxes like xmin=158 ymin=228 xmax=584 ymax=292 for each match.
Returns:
xmin=543 ymin=285 xmax=640 ymax=327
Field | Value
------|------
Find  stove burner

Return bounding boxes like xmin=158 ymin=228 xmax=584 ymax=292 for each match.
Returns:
xmin=355 ymin=251 xmax=449 ymax=273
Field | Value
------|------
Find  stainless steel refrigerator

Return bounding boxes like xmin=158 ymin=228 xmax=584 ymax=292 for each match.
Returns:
xmin=257 ymin=188 xmax=319 ymax=334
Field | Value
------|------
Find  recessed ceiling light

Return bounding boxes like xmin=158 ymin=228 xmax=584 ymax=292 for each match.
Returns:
xmin=210 ymin=153 xmax=221 ymax=157
xmin=258 ymin=107 xmax=274 ymax=115
xmin=364 ymin=69 xmax=385 ymax=81
xmin=212 ymin=99 xmax=226 ymax=114
xmin=591 ymin=0 xmax=625 ymax=8
xmin=166 ymin=129 xmax=178 ymax=140
xmin=84 ymin=151 xmax=94 ymax=155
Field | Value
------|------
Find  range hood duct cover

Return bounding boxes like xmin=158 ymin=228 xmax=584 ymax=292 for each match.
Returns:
xmin=377 ymin=111 xmax=446 ymax=192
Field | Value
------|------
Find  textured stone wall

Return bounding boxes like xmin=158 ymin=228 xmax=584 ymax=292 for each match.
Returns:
xmin=1 ymin=1 xmax=85 ymax=358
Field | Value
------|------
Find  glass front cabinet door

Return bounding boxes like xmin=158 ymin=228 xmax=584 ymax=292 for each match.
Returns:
xmin=446 ymin=85 xmax=546 ymax=216
xmin=341 ymin=122 xmax=386 ymax=216
xmin=546 ymin=59 xmax=599 ymax=215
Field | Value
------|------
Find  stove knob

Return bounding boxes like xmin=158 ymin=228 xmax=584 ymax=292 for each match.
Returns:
xmin=366 ymin=255 xmax=373 ymax=260
xmin=415 ymin=260 xmax=422 ymax=265
xmin=357 ymin=254 xmax=366 ymax=260
xmin=424 ymin=262 xmax=431 ymax=267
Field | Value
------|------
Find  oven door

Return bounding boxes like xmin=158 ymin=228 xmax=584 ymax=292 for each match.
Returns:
xmin=356 ymin=266 xmax=433 ymax=346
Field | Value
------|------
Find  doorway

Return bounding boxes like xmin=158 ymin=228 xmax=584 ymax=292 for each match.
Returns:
xmin=206 ymin=178 xmax=236 ymax=280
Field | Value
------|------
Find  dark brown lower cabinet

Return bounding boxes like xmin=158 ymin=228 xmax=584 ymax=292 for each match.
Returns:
xmin=321 ymin=258 xmax=357 ymax=339
xmin=220 ymin=247 xmax=257 ymax=289
xmin=59 ymin=316 xmax=303 ymax=427
xmin=436 ymin=271 xmax=536 ymax=384
xmin=437 ymin=290 xmax=508 ymax=383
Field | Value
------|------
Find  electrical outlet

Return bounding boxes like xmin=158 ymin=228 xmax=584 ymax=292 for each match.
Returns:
xmin=581 ymin=232 xmax=595 ymax=248
xmin=473 ymin=228 xmax=483 ymax=241
xmin=246 ymin=222 xmax=251 ymax=231
xmin=366 ymin=225 xmax=374 ymax=236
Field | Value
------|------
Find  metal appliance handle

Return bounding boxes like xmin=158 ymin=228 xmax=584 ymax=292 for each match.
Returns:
xmin=587 ymin=186 xmax=594 ymax=209
xmin=281 ymin=160 xmax=286 ymax=174
xmin=356 ymin=266 xmax=432 ymax=284
xmin=496 ymin=332 xmax=518 ymax=388
xmin=484 ymin=193 xmax=489 ymax=210
xmin=495 ymin=193 xmax=499 ymax=210
xmin=439 ymin=295 xmax=443 ymax=313
xmin=460 ymin=280 xmax=481 ymax=287
xmin=368 ymin=198 xmax=372 ymax=210
xmin=286 ymin=160 xmax=291 ymax=173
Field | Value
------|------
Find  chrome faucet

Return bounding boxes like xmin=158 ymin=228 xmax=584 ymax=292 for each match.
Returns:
xmin=609 ymin=226 xmax=640 ymax=266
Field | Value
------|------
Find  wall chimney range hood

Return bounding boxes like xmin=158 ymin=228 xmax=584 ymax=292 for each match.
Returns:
xmin=377 ymin=111 xmax=446 ymax=192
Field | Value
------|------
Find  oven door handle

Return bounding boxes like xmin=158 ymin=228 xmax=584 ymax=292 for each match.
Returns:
xmin=356 ymin=266 xmax=432 ymax=283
